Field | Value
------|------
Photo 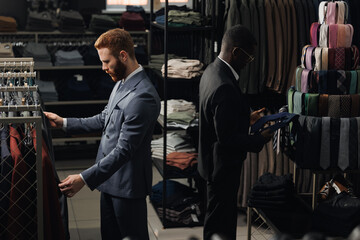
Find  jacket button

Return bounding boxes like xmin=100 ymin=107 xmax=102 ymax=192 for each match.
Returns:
xmin=106 ymin=135 xmax=110 ymax=139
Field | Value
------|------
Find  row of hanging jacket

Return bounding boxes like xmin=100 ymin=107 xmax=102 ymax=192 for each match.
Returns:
xmin=0 ymin=58 xmax=69 ymax=239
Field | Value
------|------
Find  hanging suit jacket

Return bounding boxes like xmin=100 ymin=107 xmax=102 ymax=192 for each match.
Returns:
xmin=198 ymin=58 xmax=266 ymax=182
xmin=66 ymin=69 xmax=160 ymax=199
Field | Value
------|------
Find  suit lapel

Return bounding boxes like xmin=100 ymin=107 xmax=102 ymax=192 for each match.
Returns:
xmin=104 ymin=70 xmax=145 ymax=128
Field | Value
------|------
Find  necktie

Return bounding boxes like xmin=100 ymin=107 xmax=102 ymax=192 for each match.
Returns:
xmin=314 ymin=47 xmax=322 ymax=71
xmin=337 ymin=70 xmax=347 ymax=94
xmin=319 ymin=94 xmax=329 ymax=117
xmin=326 ymin=2 xmax=337 ymax=24
xmin=288 ymin=87 xmax=295 ymax=113
xmin=339 ymin=24 xmax=353 ymax=48
xmin=320 ymin=117 xmax=331 ymax=169
xmin=301 ymin=69 xmax=311 ymax=93
xmin=350 ymin=94 xmax=360 ymax=117
xmin=296 ymin=67 xmax=303 ymax=91
xmin=319 ymin=24 xmax=329 ymax=47
xmin=329 ymin=24 xmax=338 ymax=49
xmin=307 ymin=93 xmax=319 ymax=116
xmin=349 ymin=118 xmax=358 ymax=169
xmin=328 ymin=95 xmax=341 ymax=118
xmin=357 ymin=117 xmax=360 ymax=168
xmin=350 ymin=71 xmax=357 ymax=94
xmin=352 ymin=46 xmax=359 ymax=70
xmin=318 ymin=71 xmax=328 ymax=93
xmin=310 ymin=23 xmax=320 ymax=47
xmin=357 ymin=70 xmax=360 ymax=93
xmin=340 ymin=95 xmax=351 ymax=117
xmin=318 ymin=1 xmax=326 ymax=24
xmin=328 ymin=48 xmax=335 ymax=69
xmin=294 ymin=91 xmax=303 ymax=114
xmin=338 ymin=118 xmax=350 ymax=170
xmin=330 ymin=118 xmax=341 ymax=168
xmin=345 ymin=47 xmax=352 ymax=70
xmin=321 ymin=47 xmax=328 ymax=70
xmin=337 ymin=2 xmax=345 ymax=24
xmin=301 ymin=45 xmax=311 ymax=68
xmin=334 ymin=48 xmax=345 ymax=70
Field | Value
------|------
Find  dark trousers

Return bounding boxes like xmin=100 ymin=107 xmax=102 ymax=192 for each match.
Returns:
xmin=203 ymin=165 xmax=241 ymax=240
xmin=100 ymin=192 xmax=149 ymax=240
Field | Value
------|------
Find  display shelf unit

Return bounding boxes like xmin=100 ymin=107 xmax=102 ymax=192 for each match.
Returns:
xmin=149 ymin=0 xmax=215 ymax=228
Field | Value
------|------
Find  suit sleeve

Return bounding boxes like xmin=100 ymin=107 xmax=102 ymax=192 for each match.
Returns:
xmin=212 ymin=84 xmax=266 ymax=153
xmin=80 ymin=93 xmax=159 ymax=190
xmin=66 ymin=105 xmax=108 ymax=134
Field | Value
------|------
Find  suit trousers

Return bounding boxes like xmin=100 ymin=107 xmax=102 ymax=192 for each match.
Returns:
xmin=204 ymin=164 xmax=242 ymax=240
xmin=100 ymin=192 xmax=149 ymax=240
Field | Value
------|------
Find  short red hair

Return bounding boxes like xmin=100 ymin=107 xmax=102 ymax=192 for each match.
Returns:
xmin=94 ymin=28 xmax=135 ymax=59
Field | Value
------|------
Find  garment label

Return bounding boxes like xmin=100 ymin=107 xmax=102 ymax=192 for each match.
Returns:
xmin=74 ymin=74 xmax=83 ymax=81
xmin=191 ymin=214 xmax=199 ymax=222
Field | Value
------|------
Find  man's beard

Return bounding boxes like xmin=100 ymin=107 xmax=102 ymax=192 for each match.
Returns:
xmin=108 ymin=60 xmax=126 ymax=82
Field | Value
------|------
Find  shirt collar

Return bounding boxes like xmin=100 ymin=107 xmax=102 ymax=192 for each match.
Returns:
xmin=123 ymin=65 xmax=143 ymax=83
xmin=217 ymin=56 xmax=239 ymax=81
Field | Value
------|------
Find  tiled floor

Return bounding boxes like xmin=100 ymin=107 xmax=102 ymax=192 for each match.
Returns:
xmin=55 ymin=160 xmax=274 ymax=240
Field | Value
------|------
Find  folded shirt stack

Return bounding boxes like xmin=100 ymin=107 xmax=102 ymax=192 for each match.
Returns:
xmin=248 ymin=172 xmax=295 ymax=210
xmin=0 ymin=16 xmax=17 ymax=32
xmin=168 ymin=10 xmax=202 ymax=26
xmin=23 ymin=42 xmax=52 ymax=67
xmin=89 ymin=14 xmax=117 ymax=33
xmin=118 ymin=12 xmax=145 ymax=31
xmin=58 ymin=10 xmax=85 ymax=32
xmin=149 ymin=54 xmax=185 ymax=71
xmin=151 ymin=132 xmax=196 ymax=159
xmin=161 ymin=59 xmax=203 ymax=79
xmin=54 ymin=49 xmax=84 ymax=66
xmin=0 ymin=43 xmax=14 ymax=57
xmin=159 ymin=99 xmax=197 ymax=129
xmin=150 ymin=180 xmax=203 ymax=226
xmin=26 ymin=11 xmax=55 ymax=31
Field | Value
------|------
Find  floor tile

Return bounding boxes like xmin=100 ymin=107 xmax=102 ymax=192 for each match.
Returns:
xmin=76 ymin=220 xmax=101 ymax=240
xmin=71 ymin=198 xmax=100 ymax=221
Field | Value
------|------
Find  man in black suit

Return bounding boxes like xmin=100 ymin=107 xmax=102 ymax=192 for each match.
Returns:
xmin=198 ymin=24 xmax=273 ymax=240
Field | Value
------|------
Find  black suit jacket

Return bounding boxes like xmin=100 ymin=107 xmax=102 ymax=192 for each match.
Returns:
xmin=198 ymin=58 xmax=266 ymax=182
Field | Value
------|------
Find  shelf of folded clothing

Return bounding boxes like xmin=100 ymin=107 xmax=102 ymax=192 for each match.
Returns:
xmin=157 ymin=114 xmax=198 ymax=131
xmin=151 ymin=22 xmax=214 ymax=31
xmin=152 ymin=157 xmax=198 ymax=179
xmin=150 ymin=201 xmax=204 ymax=228
xmin=44 ymin=100 xmax=108 ymax=106
xmin=34 ymin=65 xmax=102 ymax=70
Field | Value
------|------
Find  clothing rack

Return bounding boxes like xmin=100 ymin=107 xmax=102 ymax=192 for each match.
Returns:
xmin=0 ymin=57 xmax=44 ymax=239
xmin=0 ymin=113 xmax=43 ymax=240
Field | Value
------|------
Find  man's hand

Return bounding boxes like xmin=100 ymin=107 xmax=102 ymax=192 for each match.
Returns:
xmin=250 ymin=107 xmax=266 ymax=126
xmin=44 ymin=111 xmax=64 ymax=128
xmin=58 ymin=174 xmax=85 ymax=198
xmin=261 ymin=128 xmax=274 ymax=143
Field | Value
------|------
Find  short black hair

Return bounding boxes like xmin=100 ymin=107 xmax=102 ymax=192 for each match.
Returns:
xmin=221 ymin=25 xmax=257 ymax=52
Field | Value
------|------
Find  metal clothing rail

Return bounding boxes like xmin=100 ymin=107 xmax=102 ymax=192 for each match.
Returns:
xmin=0 ymin=72 xmax=37 ymax=79
xmin=0 ymin=58 xmax=35 ymax=72
xmin=0 ymin=86 xmax=38 ymax=92
xmin=0 ymin=116 xmax=43 ymax=240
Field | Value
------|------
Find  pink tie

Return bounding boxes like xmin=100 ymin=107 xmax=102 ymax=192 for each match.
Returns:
xmin=329 ymin=24 xmax=338 ymax=48
xmin=326 ymin=2 xmax=337 ymax=24
xmin=311 ymin=23 xmax=320 ymax=47
xmin=337 ymin=2 xmax=345 ymax=24
xmin=345 ymin=24 xmax=354 ymax=47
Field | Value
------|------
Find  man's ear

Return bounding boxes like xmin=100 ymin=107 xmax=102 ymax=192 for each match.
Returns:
xmin=118 ymin=50 xmax=128 ymax=62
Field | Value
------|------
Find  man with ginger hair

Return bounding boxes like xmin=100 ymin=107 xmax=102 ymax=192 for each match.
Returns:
xmin=45 ymin=28 xmax=160 ymax=240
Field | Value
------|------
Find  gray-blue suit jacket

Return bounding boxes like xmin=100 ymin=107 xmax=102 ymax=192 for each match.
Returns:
xmin=66 ymin=70 xmax=160 ymax=199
